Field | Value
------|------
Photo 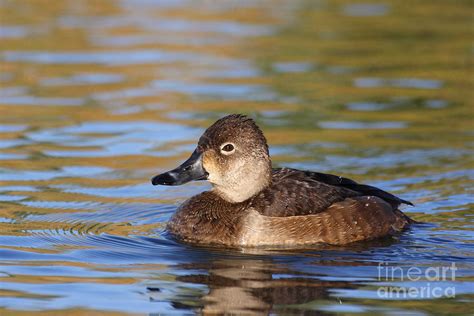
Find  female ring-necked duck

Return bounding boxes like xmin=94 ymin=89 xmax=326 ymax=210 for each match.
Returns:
xmin=152 ymin=114 xmax=414 ymax=247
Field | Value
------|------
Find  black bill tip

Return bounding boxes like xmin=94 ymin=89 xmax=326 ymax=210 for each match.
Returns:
xmin=151 ymin=172 xmax=179 ymax=186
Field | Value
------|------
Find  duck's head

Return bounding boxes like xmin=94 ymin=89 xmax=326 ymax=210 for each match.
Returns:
xmin=152 ymin=114 xmax=272 ymax=203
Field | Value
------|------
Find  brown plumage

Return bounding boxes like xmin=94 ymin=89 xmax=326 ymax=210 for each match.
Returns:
xmin=153 ymin=114 xmax=415 ymax=247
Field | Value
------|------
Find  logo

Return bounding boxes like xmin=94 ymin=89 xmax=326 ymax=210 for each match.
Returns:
xmin=376 ymin=262 xmax=457 ymax=299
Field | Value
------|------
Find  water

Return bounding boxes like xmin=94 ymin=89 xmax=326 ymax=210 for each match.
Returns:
xmin=0 ymin=0 xmax=473 ymax=314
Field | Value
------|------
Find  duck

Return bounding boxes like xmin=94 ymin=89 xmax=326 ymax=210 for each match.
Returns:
xmin=151 ymin=114 xmax=414 ymax=247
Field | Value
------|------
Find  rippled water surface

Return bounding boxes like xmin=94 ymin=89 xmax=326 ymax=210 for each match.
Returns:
xmin=1 ymin=0 xmax=473 ymax=314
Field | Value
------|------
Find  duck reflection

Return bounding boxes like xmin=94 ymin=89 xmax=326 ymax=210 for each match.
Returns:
xmin=146 ymin=237 xmax=401 ymax=314
xmin=149 ymin=256 xmax=358 ymax=314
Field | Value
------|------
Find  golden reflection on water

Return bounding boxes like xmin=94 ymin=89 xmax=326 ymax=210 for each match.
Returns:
xmin=0 ymin=0 xmax=473 ymax=314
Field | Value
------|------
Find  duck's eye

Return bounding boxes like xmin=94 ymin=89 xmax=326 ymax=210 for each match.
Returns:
xmin=220 ymin=143 xmax=235 ymax=155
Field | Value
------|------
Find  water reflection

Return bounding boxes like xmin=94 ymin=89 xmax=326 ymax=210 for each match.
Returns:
xmin=0 ymin=25 xmax=30 ymax=38
xmin=25 ymin=121 xmax=200 ymax=157
xmin=0 ymin=165 xmax=111 ymax=181
xmin=342 ymin=3 xmax=390 ymax=17
xmin=41 ymin=73 xmax=125 ymax=86
xmin=0 ymin=95 xmax=84 ymax=106
xmin=3 ymin=50 xmax=207 ymax=65
xmin=318 ymin=120 xmax=407 ymax=129
xmin=354 ymin=77 xmax=443 ymax=90
xmin=145 ymin=236 xmax=429 ymax=314
xmin=164 ymin=258 xmax=354 ymax=314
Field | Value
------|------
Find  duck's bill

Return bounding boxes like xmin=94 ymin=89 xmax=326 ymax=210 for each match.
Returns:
xmin=151 ymin=149 xmax=208 ymax=186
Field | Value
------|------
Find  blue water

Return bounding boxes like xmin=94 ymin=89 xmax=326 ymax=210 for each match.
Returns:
xmin=0 ymin=0 xmax=473 ymax=314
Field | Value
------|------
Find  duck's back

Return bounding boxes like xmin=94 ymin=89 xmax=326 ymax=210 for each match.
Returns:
xmin=250 ymin=168 xmax=412 ymax=217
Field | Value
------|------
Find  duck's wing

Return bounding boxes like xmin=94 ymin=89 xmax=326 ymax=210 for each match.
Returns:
xmin=250 ymin=168 xmax=358 ymax=217
xmin=293 ymin=169 xmax=413 ymax=208
xmin=251 ymin=168 xmax=412 ymax=217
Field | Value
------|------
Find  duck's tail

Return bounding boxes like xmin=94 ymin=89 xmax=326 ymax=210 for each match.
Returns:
xmin=394 ymin=209 xmax=421 ymax=225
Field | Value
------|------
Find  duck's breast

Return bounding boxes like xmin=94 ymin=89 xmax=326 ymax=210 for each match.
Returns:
xmin=166 ymin=191 xmax=247 ymax=246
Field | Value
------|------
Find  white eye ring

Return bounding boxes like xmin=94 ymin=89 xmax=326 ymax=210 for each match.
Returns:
xmin=220 ymin=142 xmax=236 ymax=155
